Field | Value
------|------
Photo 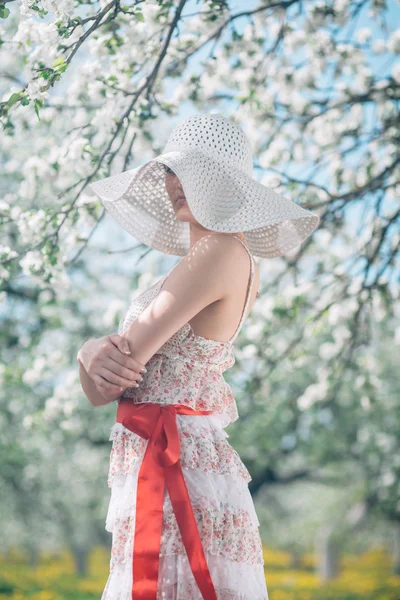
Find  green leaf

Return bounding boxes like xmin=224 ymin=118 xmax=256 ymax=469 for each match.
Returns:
xmin=0 ymin=6 xmax=11 ymax=19
xmin=52 ymin=57 xmax=66 ymax=68
xmin=34 ymin=99 xmax=44 ymax=120
xmin=134 ymin=12 xmax=144 ymax=22
xmin=6 ymin=92 xmax=23 ymax=108
xmin=48 ymin=253 xmax=58 ymax=266
xmin=40 ymin=68 xmax=53 ymax=80
xmin=56 ymin=62 xmax=68 ymax=74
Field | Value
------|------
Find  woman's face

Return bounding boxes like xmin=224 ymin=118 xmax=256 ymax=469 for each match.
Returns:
xmin=162 ymin=162 xmax=247 ymax=243
xmin=163 ymin=164 xmax=194 ymax=222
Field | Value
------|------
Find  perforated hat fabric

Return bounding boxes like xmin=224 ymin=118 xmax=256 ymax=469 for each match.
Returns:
xmin=86 ymin=113 xmax=320 ymax=258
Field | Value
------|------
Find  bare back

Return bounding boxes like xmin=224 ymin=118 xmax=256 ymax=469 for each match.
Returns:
xmin=186 ymin=235 xmax=260 ymax=343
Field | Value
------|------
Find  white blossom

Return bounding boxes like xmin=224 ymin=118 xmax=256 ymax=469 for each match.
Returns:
xmin=372 ymin=39 xmax=386 ymax=54
xmin=388 ymin=28 xmax=400 ymax=54
xmin=356 ymin=27 xmax=372 ymax=44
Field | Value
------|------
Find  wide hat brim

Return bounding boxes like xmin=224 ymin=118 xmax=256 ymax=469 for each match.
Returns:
xmin=86 ymin=148 xmax=320 ymax=258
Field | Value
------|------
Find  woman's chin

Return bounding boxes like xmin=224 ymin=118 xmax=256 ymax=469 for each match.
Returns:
xmin=174 ymin=208 xmax=192 ymax=221
xmin=176 ymin=215 xmax=191 ymax=223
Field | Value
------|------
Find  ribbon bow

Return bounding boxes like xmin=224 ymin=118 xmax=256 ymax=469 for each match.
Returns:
xmin=116 ymin=399 xmax=218 ymax=600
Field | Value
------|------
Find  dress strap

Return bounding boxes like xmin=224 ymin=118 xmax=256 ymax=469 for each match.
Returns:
xmin=227 ymin=235 xmax=255 ymax=345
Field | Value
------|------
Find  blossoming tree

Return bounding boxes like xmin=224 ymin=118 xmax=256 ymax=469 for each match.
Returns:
xmin=0 ymin=0 xmax=399 ymax=578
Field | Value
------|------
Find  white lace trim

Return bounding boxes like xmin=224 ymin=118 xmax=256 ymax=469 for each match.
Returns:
xmin=101 ymin=552 xmax=269 ymax=600
xmin=105 ymin=468 xmax=260 ymax=533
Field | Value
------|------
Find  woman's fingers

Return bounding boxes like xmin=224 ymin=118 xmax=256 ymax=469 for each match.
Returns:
xmin=97 ymin=366 xmax=140 ymax=389
xmin=86 ymin=339 xmax=142 ymax=383
xmin=105 ymin=348 xmax=144 ymax=383
xmin=79 ymin=335 xmax=146 ymax=382
xmin=92 ymin=374 xmax=124 ymax=399
xmin=107 ymin=334 xmax=147 ymax=374
xmin=110 ymin=333 xmax=132 ymax=357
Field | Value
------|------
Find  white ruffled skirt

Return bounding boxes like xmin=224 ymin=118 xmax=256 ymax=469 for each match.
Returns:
xmin=101 ymin=413 xmax=269 ymax=600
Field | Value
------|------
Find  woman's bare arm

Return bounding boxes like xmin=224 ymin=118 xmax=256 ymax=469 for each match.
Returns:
xmin=120 ymin=234 xmax=243 ymax=365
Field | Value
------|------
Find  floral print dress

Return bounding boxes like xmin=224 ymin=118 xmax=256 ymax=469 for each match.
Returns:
xmin=101 ymin=237 xmax=269 ymax=600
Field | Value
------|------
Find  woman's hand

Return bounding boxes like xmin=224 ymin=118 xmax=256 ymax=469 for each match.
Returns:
xmin=77 ymin=334 xmax=146 ymax=401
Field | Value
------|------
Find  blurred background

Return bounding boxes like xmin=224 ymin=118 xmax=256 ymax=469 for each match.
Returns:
xmin=0 ymin=1 xmax=399 ymax=599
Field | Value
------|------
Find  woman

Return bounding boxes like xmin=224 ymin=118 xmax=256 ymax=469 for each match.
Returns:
xmin=77 ymin=114 xmax=319 ymax=599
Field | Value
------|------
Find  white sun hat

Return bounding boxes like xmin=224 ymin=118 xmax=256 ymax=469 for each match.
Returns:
xmin=85 ymin=113 xmax=320 ymax=258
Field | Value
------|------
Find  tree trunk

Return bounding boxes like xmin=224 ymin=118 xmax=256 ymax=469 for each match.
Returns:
xmin=316 ymin=524 xmax=339 ymax=581
xmin=73 ymin=546 xmax=89 ymax=577
xmin=393 ymin=521 xmax=400 ymax=575
xmin=27 ymin=544 xmax=39 ymax=568
xmin=289 ymin=548 xmax=302 ymax=568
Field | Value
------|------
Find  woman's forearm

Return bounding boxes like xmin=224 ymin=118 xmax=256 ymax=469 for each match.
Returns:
xmin=78 ymin=360 xmax=115 ymax=407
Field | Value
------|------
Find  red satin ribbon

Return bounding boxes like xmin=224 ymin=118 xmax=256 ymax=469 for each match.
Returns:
xmin=116 ymin=399 xmax=218 ymax=600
